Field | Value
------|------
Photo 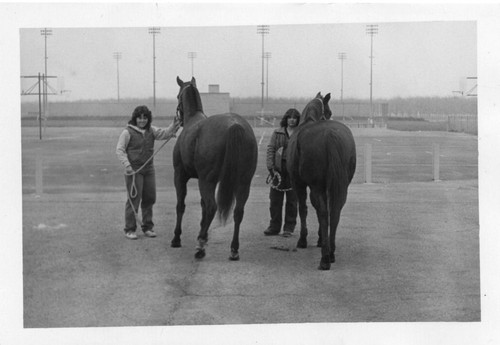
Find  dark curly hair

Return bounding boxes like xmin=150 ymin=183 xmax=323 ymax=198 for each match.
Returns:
xmin=129 ymin=105 xmax=152 ymax=129
xmin=279 ymin=108 xmax=300 ymax=128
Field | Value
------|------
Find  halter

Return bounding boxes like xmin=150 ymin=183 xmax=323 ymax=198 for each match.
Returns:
xmin=176 ymin=83 xmax=206 ymax=126
xmin=312 ymin=97 xmax=326 ymax=120
xmin=301 ymin=97 xmax=326 ymax=124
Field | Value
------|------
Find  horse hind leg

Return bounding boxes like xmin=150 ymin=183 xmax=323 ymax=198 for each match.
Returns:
xmin=295 ymin=184 xmax=309 ymax=249
xmin=228 ymin=183 xmax=251 ymax=261
xmin=195 ymin=180 xmax=218 ymax=259
xmin=310 ymin=188 xmax=331 ymax=270
xmin=329 ymin=190 xmax=347 ymax=263
xmin=171 ymin=172 xmax=188 ymax=248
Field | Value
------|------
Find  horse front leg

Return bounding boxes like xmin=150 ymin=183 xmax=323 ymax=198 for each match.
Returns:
xmin=295 ymin=184 xmax=308 ymax=249
xmin=171 ymin=171 xmax=188 ymax=248
xmin=195 ymin=180 xmax=217 ymax=259
xmin=310 ymin=188 xmax=330 ymax=270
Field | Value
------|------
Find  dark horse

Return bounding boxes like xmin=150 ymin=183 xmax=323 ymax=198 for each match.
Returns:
xmin=287 ymin=92 xmax=356 ymax=270
xmin=171 ymin=76 xmax=258 ymax=261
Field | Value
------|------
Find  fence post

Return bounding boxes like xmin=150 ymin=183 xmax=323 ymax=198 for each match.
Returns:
xmin=433 ymin=143 xmax=440 ymax=181
xmin=35 ymin=146 xmax=44 ymax=196
xmin=364 ymin=143 xmax=372 ymax=183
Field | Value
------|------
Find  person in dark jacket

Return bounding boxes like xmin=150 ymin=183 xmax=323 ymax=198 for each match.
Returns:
xmin=264 ymin=108 xmax=300 ymax=237
xmin=116 ymin=105 xmax=180 ymax=240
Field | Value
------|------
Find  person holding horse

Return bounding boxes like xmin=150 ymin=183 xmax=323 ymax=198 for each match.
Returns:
xmin=264 ymin=108 xmax=300 ymax=237
xmin=116 ymin=105 xmax=180 ymax=240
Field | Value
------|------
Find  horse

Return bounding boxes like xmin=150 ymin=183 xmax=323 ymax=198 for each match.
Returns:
xmin=286 ymin=92 xmax=357 ymax=270
xmin=171 ymin=76 xmax=258 ymax=261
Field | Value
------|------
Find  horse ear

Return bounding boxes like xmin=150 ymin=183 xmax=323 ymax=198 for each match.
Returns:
xmin=191 ymin=77 xmax=197 ymax=87
xmin=316 ymin=92 xmax=322 ymax=98
xmin=177 ymin=76 xmax=183 ymax=86
xmin=324 ymin=93 xmax=331 ymax=103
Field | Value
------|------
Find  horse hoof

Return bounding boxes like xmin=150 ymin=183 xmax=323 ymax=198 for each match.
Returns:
xmin=195 ymin=249 xmax=206 ymax=259
xmin=318 ymin=257 xmax=331 ymax=270
xmin=229 ymin=251 xmax=240 ymax=261
xmin=171 ymin=239 xmax=181 ymax=248
xmin=297 ymin=238 xmax=307 ymax=248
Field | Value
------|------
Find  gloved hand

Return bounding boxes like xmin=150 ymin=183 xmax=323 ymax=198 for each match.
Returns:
xmin=125 ymin=166 xmax=134 ymax=175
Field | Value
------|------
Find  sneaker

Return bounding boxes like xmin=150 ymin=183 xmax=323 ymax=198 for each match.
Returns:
xmin=125 ymin=232 xmax=138 ymax=240
xmin=282 ymin=231 xmax=293 ymax=238
xmin=144 ymin=230 xmax=157 ymax=238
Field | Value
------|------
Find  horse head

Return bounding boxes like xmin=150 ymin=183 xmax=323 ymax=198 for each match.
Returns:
xmin=299 ymin=92 xmax=332 ymax=125
xmin=321 ymin=93 xmax=332 ymax=120
xmin=176 ymin=76 xmax=204 ymax=126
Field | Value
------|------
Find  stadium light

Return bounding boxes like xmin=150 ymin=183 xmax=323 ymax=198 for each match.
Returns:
xmin=113 ymin=52 xmax=122 ymax=102
xmin=264 ymin=52 xmax=271 ymax=101
xmin=257 ymin=25 xmax=270 ymax=115
xmin=338 ymin=52 xmax=347 ymax=119
xmin=149 ymin=27 xmax=160 ymax=108
xmin=188 ymin=52 xmax=197 ymax=78
xmin=366 ymin=24 xmax=379 ymax=125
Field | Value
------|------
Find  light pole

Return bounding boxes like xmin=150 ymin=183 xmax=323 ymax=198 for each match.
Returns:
xmin=188 ymin=52 xmax=197 ymax=78
xmin=338 ymin=52 xmax=346 ymax=120
xmin=257 ymin=25 xmax=270 ymax=115
xmin=40 ymin=28 xmax=52 ymax=117
xmin=264 ymin=52 xmax=271 ymax=102
xmin=113 ymin=52 xmax=122 ymax=102
xmin=366 ymin=24 xmax=378 ymax=124
xmin=148 ymin=27 xmax=160 ymax=108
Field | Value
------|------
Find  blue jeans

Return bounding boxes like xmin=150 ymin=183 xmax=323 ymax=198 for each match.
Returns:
xmin=124 ymin=166 xmax=156 ymax=233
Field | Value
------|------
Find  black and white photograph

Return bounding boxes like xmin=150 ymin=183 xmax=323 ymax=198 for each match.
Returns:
xmin=2 ymin=2 xmax=500 ymax=345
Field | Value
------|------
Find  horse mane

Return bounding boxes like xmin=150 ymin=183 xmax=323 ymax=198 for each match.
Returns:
xmin=186 ymin=84 xmax=204 ymax=113
xmin=299 ymin=97 xmax=324 ymax=125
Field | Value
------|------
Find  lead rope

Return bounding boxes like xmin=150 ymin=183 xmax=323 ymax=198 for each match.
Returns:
xmin=266 ymin=170 xmax=293 ymax=192
xmin=124 ymin=122 xmax=180 ymax=226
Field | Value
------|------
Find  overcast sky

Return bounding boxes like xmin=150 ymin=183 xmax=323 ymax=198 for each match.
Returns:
xmin=19 ymin=21 xmax=476 ymax=101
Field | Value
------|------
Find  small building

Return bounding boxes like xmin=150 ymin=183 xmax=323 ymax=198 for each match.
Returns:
xmin=200 ymin=84 xmax=230 ymax=115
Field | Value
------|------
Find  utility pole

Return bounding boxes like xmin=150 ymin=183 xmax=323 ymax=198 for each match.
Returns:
xmin=148 ymin=27 xmax=160 ymax=108
xmin=113 ymin=52 xmax=122 ymax=102
xmin=264 ymin=52 xmax=271 ymax=102
xmin=188 ymin=52 xmax=197 ymax=78
xmin=338 ymin=52 xmax=346 ymax=120
xmin=257 ymin=25 xmax=270 ymax=115
xmin=40 ymin=28 xmax=52 ymax=118
xmin=38 ymin=73 xmax=42 ymax=140
xmin=366 ymin=24 xmax=378 ymax=125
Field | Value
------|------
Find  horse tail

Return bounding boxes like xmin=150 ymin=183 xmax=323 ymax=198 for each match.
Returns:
xmin=325 ymin=130 xmax=350 ymax=212
xmin=217 ymin=123 xmax=245 ymax=223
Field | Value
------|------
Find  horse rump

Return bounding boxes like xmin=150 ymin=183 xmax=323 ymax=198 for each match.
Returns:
xmin=216 ymin=121 xmax=257 ymax=223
